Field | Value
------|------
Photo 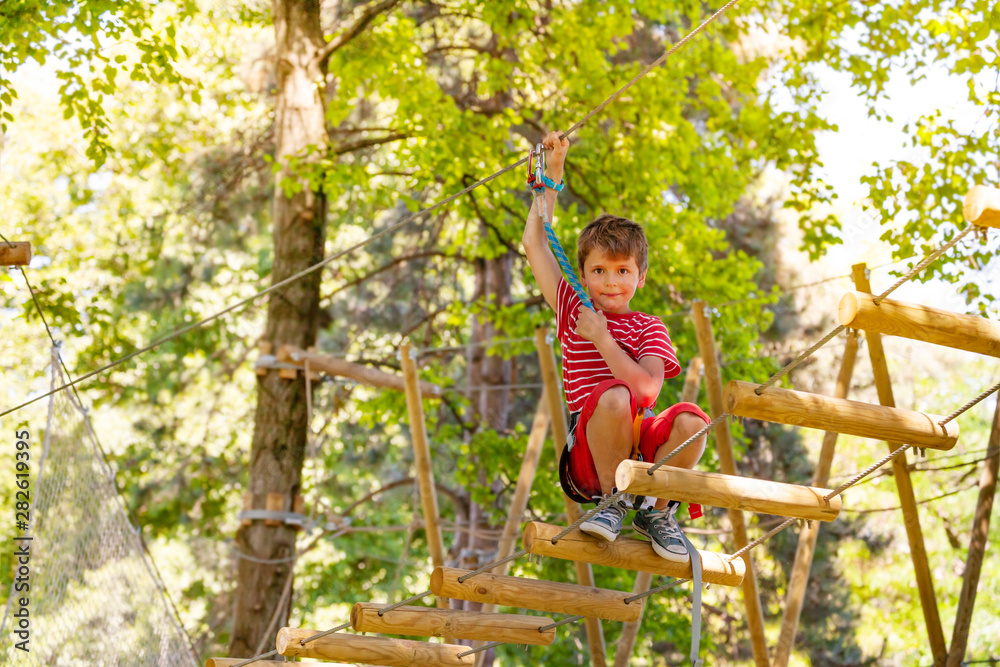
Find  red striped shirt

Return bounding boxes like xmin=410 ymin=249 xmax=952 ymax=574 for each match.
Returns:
xmin=556 ymin=278 xmax=681 ymax=412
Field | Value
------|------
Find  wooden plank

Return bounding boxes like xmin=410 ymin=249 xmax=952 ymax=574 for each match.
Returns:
xmin=523 ymin=522 xmax=745 ymax=586
xmin=839 ymin=291 xmax=1000 ymax=358
xmin=616 ymin=462 xmax=841 ymax=522
xmin=276 ymin=628 xmax=474 ymax=666
xmin=613 ymin=356 xmax=703 ymax=667
xmin=963 ymin=184 xmax=1000 ymax=228
xmin=207 ymin=660 xmax=329 ymax=667
xmin=774 ymin=332 xmax=859 ymax=667
xmin=692 ymin=301 xmax=770 ymax=667
xmin=400 ymin=340 xmax=451 ymax=621
xmin=278 ymin=344 xmax=442 ymax=395
xmin=351 ymin=603 xmax=556 ymax=645
xmin=725 ymin=380 xmax=959 ymax=451
xmin=536 ymin=328 xmax=607 ymax=666
xmin=852 ymin=263 xmax=948 ymax=664
xmin=0 ymin=242 xmax=30 ymax=266
xmin=946 ymin=396 xmax=1000 ymax=666
xmin=431 ymin=567 xmax=641 ymax=623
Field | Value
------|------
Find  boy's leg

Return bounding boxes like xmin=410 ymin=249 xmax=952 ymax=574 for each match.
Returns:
xmin=568 ymin=380 xmax=636 ymax=542
xmin=633 ymin=404 xmax=711 ymax=561
xmin=584 ymin=385 xmax=634 ymax=495
xmin=643 ymin=406 xmax=710 ymax=510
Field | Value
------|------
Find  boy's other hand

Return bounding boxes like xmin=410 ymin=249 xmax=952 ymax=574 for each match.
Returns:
xmin=542 ymin=131 xmax=569 ymax=180
xmin=575 ymin=305 xmax=610 ymax=344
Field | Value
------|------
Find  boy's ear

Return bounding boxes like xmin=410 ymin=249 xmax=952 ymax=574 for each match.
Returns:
xmin=637 ymin=270 xmax=647 ymax=289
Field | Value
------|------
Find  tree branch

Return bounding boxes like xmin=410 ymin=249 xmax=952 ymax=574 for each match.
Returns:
xmin=333 ymin=131 xmax=410 ymax=155
xmin=318 ymin=0 xmax=405 ymax=66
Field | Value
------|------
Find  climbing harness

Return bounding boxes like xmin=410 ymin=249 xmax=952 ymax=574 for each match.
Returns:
xmin=527 ymin=143 xmax=595 ymax=312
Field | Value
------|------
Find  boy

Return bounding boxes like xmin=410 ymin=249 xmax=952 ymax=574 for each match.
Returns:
xmin=522 ymin=131 xmax=710 ymax=562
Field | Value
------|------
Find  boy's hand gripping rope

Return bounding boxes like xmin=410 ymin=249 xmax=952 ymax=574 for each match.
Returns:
xmin=527 ymin=144 xmax=595 ymax=312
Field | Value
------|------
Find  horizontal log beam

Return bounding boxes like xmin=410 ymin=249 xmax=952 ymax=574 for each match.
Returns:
xmin=615 ymin=463 xmax=841 ymax=522
xmin=206 ymin=660 xmax=329 ymax=667
xmin=277 ymin=344 xmax=442 ymax=396
xmin=522 ymin=522 xmax=745 ymax=587
xmin=431 ymin=566 xmax=641 ymax=623
xmin=0 ymin=242 xmax=30 ymax=266
xmin=724 ymin=380 xmax=959 ymax=451
xmin=964 ymin=185 xmax=1000 ymax=228
xmin=839 ymin=291 xmax=1000 ymax=358
xmin=351 ymin=603 xmax=555 ymax=645
xmin=276 ymin=627 xmax=473 ymax=666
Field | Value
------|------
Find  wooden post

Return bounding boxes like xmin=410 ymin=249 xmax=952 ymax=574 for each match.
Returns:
xmin=724 ymin=380 xmax=959 ymax=450
xmin=0 ymin=242 xmax=30 ymax=266
xmin=351 ymin=603 xmax=556 ymax=645
xmin=946 ymin=396 xmax=1000 ymax=666
xmin=963 ymin=184 xmax=1000 ymax=228
xmin=613 ymin=357 xmax=703 ymax=667
xmin=692 ymin=301 xmax=770 ymax=667
xmin=839 ymin=292 xmax=1000 ymax=358
xmin=852 ymin=263 xmax=948 ymax=665
xmin=536 ymin=328 xmax=607 ymax=666
xmin=276 ymin=628 xmax=474 ymax=666
xmin=484 ymin=396 xmax=549 ymax=581
xmin=774 ymin=331 xmax=859 ymax=667
xmin=431 ymin=567 xmax=641 ymax=623
xmin=279 ymin=344 xmax=443 ymax=395
xmin=616 ymin=462 xmax=841 ymax=522
xmin=400 ymin=340 xmax=450 ymax=618
xmin=523 ymin=523 xmax=745 ymax=586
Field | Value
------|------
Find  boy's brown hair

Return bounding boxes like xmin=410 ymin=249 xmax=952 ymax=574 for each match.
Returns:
xmin=576 ymin=213 xmax=648 ymax=273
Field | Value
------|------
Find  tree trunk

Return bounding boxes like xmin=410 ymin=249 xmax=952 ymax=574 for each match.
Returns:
xmin=229 ymin=0 xmax=328 ymax=656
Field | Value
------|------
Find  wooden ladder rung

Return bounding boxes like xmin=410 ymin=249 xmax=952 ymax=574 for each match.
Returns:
xmin=276 ymin=628 xmax=473 ymax=666
xmin=522 ymin=522 xmax=745 ymax=587
xmin=615 ymin=463 xmax=842 ymax=522
xmin=839 ymin=291 xmax=1000 ymax=358
xmin=964 ymin=185 xmax=1000 ymax=228
xmin=351 ymin=603 xmax=555 ymax=645
xmin=431 ymin=566 xmax=641 ymax=623
xmin=0 ymin=242 xmax=30 ymax=267
xmin=724 ymin=380 xmax=959 ymax=451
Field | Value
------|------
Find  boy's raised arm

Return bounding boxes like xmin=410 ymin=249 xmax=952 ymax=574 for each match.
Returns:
xmin=522 ymin=131 xmax=570 ymax=312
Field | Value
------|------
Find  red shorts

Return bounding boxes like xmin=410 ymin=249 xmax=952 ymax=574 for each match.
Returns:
xmin=559 ymin=379 xmax=710 ymax=503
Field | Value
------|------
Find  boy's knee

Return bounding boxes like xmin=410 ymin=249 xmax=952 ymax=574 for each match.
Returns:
xmin=675 ymin=412 xmax=708 ymax=440
xmin=594 ymin=386 xmax=632 ymax=416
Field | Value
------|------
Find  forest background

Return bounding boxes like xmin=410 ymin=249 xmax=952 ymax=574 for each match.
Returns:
xmin=0 ymin=0 xmax=998 ymax=665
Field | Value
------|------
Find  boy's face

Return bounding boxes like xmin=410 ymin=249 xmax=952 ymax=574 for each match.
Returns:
xmin=580 ymin=247 xmax=646 ymax=314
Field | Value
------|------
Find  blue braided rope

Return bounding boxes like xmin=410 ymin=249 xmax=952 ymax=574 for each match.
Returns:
xmin=543 ymin=220 xmax=595 ymax=312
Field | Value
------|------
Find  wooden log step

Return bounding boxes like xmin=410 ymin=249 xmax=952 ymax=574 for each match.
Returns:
xmin=522 ymin=522 xmax=745 ymax=587
xmin=615 ymin=463 xmax=841 ymax=522
xmin=724 ymin=380 xmax=959 ymax=451
xmin=276 ymin=628 xmax=473 ymax=666
xmin=964 ymin=185 xmax=1000 ymax=228
xmin=351 ymin=603 xmax=556 ymax=645
xmin=0 ymin=242 xmax=30 ymax=267
xmin=431 ymin=566 xmax=641 ymax=623
xmin=206 ymin=660 xmax=328 ymax=667
xmin=839 ymin=291 xmax=1000 ymax=358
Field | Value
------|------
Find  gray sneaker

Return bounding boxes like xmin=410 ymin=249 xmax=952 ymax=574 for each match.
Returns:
xmin=633 ymin=507 xmax=689 ymax=563
xmin=579 ymin=499 xmax=627 ymax=542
